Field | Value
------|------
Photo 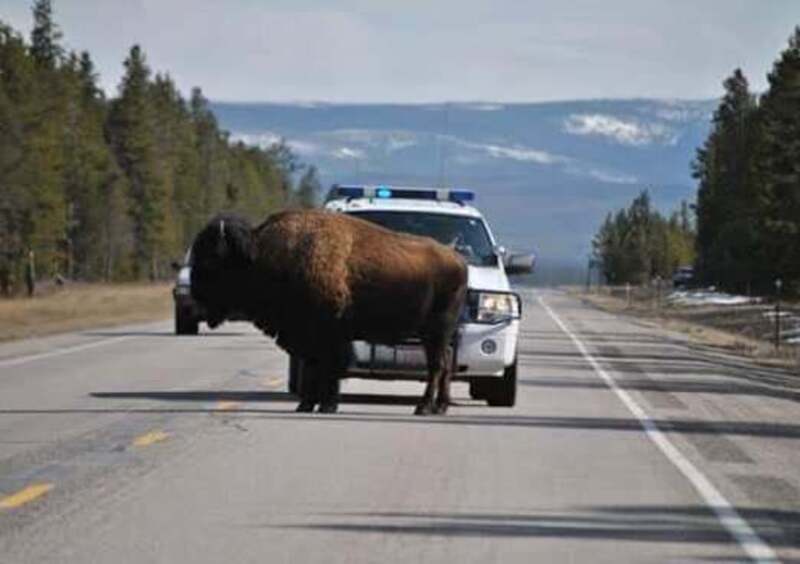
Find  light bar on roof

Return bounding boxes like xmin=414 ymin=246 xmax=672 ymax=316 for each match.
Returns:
xmin=331 ymin=185 xmax=366 ymax=199
xmin=448 ymin=189 xmax=474 ymax=203
xmin=328 ymin=184 xmax=475 ymax=204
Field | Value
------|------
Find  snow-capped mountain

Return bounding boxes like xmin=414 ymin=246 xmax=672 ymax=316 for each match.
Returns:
xmin=212 ymin=99 xmax=715 ymax=268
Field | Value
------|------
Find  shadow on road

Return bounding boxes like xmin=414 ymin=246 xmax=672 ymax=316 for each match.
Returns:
xmin=0 ymin=388 xmax=789 ymax=440
xmin=89 ymin=390 xmax=420 ymax=406
xmin=81 ymin=330 xmax=250 ymax=337
xmin=519 ymin=375 xmax=800 ymax=404
xmin=517 ymin=345 xmax=800 ymax=404
xmin=274 ymin=504 xmax=799 ymax=550
xmin=222 ymin=411 xmax=800 ymax=440
xmin=519 ymin=329 xmax=680 ymax=346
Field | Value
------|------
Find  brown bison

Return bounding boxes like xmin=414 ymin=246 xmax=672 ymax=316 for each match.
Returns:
xmin=190 ymin=209 xmax=468 ymax=415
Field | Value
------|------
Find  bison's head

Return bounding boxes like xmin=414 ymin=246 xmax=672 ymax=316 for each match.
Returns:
xmin=190 ymin=213 xmax=254 ymax=328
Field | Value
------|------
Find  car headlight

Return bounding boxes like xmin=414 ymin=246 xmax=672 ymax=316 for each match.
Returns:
xmin=468 ymin=291 xmax=521 ymax=324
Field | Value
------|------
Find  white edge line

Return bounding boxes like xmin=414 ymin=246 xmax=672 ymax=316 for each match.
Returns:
xmin=0 ymin=336 xmax=133 ymax=368
xmin=537 ymin=294 xmax=779 ymax=564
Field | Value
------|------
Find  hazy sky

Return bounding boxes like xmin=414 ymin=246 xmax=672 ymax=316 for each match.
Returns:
xmin=2 ymin=0 xmax=798 ymax=103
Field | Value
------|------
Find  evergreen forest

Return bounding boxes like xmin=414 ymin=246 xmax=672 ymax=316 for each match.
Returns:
xmin=0 ymin=1 xmax=319 ymax=292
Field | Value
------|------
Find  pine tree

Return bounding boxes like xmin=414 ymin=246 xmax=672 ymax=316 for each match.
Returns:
xmin=61 ymin=51 xmax=124 ymax=279
xmin=756 ymin=27 xmax=800 ymax=294
xmin=108 ymin=45 xmax=166 ymax=279
xmin=693 ymin=69 xmax=760 ymax=292
xmin=30 ymin=0 xmax=62 ymax=68
xmin=190 ymin=87 xmax=227 ymax=218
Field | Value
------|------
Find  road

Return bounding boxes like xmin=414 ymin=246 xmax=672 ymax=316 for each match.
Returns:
xmin=1 ymin=289 xmax=799 ymax=563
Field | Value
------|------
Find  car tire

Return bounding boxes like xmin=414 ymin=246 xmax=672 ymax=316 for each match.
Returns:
xmin=486 ymin=358 xmax=517 ymax=407
xmin=175 ymin=306 xmax=199 ymax=335
xmin=288 ymin=356 xmax=304 ymax=396
xmin=469 ymin=379 xmax=488 ymax=400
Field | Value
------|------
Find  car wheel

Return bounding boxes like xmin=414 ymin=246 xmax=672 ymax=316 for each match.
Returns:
xmin=486 ymin=358 xmax=517 ymax=407
xmin=175 ymin=306 xmax=199 ymax=335
xmin=288 ymin=356 xmax=303 ymax=395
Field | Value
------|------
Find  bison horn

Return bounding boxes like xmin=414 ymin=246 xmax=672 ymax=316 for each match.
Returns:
xmin=219 ymin=219 xmax=226 ymax=241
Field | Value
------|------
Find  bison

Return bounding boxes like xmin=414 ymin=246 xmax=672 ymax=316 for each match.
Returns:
xmin=190 ymin=209 xmax=468 ymax=415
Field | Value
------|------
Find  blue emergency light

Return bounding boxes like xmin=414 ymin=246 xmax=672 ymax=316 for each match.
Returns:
xmin=448 ymin=189 xmax=475 ymax=203
xmin=328 ymin=184 xmax=475 ymax=205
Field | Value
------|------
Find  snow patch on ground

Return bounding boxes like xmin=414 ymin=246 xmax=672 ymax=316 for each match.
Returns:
xmin=666 ymin=289 xmax=760 ymax=306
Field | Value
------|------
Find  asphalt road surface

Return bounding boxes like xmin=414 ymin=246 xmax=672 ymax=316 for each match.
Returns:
xmin=1 ymin=289 xmax=799 ymax=563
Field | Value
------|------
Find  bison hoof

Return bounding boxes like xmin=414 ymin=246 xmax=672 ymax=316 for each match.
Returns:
xmin=434 ymin=402 xmax=449 ymax=415
xmin=296 ymin=401 xmax=316 ymax=413
xmin=414 ymin=403 xmax=434 ymax=416
xmin=318 ymin=402 xmax=339 ymax=414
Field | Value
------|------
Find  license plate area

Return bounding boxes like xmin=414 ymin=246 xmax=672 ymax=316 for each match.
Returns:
xmin=351 ymin=340 xmax=428 ymax=372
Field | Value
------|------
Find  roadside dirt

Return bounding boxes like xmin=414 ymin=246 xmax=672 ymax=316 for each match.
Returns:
xmin=0 ymin=283 xmax=173 ymax=342
xmin=576 ymin=289 xmax=800 ymax=373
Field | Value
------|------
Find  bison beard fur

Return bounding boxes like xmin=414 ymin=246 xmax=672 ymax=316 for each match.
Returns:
xmin=191 ymin=210 xmax=468 ymax=415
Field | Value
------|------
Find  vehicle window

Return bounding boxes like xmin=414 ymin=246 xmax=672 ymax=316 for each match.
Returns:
xmin=350 ymin=211 xmax=496 ymax=266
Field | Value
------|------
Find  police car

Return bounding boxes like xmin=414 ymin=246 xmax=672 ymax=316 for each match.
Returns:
xmin=289 ymin=184 xmax=532 ymax=407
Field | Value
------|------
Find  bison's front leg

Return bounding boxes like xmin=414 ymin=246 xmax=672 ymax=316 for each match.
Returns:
xmin=417 ymin=340 xmax=445 ymax=415
xmin=296 ymin=359 xmax=320 ymax=412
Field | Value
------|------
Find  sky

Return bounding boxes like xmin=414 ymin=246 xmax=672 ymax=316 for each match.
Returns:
xmin=2 ymin=0 xmax=799 ymax=103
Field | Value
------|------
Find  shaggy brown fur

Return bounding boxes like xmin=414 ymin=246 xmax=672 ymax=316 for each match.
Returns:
xmin=191 ymin=209 xmax=467 ymax=415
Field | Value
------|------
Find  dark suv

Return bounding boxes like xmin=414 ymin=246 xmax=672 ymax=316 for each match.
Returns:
xmin=172 ymin=250 xmax=203 ymax=335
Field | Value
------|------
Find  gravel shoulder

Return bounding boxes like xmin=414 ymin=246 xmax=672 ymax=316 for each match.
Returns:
xmin=574 ymin=288 xmax=800 ymax=375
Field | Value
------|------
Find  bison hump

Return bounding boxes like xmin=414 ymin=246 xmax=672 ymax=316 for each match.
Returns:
xmin=257 ymin=212 xmax=354 ymax=318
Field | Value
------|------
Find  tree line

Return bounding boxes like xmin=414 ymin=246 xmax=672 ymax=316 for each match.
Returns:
xmin=694 ymin=27 xmax=800 ymax=296
xmin=594 ymin=26 xmax=800 ymax=293
xmin=0 ymin=1 xmax=320 ymax=293
xmin=592 ymin=191 xmax=694 ymax=285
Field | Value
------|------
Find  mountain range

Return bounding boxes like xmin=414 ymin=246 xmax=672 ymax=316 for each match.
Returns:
xmin=211 ymin=99 xmax=716 ymax=278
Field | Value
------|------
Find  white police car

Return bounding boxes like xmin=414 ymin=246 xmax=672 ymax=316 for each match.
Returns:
xmin=289 ymin=184 xmax=532 ymax=406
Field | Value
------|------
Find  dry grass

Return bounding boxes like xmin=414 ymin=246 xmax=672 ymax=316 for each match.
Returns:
xmin=0 ymin=283 xmax=173 ymax=342
xmin=576 ymin=289 xmax=800 ymax=372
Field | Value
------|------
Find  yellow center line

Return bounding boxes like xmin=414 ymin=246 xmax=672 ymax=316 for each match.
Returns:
xmin=216 ymin=401 xmax=240 ymax=411
xmin=264 ymin=376 xmax=283 ymax=388
xmin=132 ymin=430 xmax=169 ymax=447
xmin=0 ymin=483 xmax=54 ymax=509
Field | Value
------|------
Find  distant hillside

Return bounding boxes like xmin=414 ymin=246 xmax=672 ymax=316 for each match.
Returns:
xmin=211 ymin=99 xmax=715 ymax=272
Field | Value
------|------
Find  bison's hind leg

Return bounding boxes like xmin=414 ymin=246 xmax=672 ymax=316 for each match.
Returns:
xmin=433 ymin=347 xmax=454 ymax=415
xmin=418 ymin=338 xmax=447 ymax=416
xmin=317 ymin=374 xmax=340 ymax=413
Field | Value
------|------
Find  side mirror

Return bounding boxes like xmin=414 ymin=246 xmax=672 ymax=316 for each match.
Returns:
xmin=505 ymin=252 xmax=535 ymax=275
xmin=170 ymin=260 xmax=182 ymax=272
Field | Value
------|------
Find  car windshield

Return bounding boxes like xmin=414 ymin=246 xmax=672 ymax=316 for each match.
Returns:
xmin=350 ymin=211 xmax=496 ymax=266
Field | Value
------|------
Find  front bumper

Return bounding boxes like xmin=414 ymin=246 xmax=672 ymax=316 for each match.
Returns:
xmin=344 ymin=319 xmax=519 ymax=381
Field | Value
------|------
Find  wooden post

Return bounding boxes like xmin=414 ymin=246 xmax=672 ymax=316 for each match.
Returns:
xmin=25 ymin=250 xmax=35 ymax=297
xmin=775 ymin=278 xmax=783 ymax=350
